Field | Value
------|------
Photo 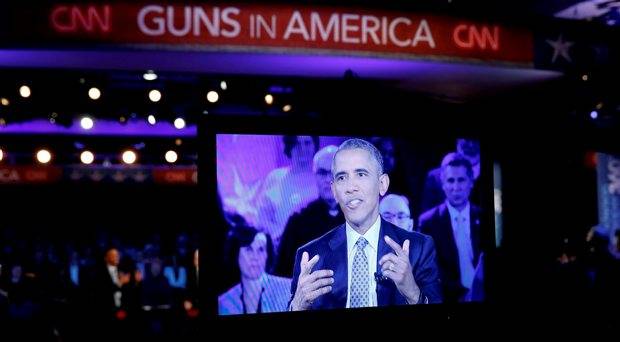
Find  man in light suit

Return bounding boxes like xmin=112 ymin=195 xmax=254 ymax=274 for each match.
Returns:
xmin=289 ymin=138 xmax=441 ymax=311
xmin=419 ymin=153 xmax=484 ymax=303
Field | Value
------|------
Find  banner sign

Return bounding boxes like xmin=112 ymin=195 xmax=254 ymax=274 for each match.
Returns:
xmin=0 ymin=165 xmax=197 ymax=185
xmin=0 ymin=166 xmax=62 ymax=184
xmin=153 ymin=167 xmax=198 ymax=185
xmin=8 ymin=3 xmax=533 ymax=64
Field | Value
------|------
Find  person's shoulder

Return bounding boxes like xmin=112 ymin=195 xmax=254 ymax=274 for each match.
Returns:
xmin=284 ymin=199 xmax=322 ymax=231
xmin=387 ymin=221 xmax=432 ymax=246
xmin=263 ymin=166 xmax=290 ymax=186
xmin=265 ymin=274 xmax=292 ymax=287
xmin=405 ymin=230 xmax=434 ymax=247
xmin=94 ymin=263 xmax=112 ymax=278
xmin=304 ymin=198 xmax=326 ymax=210
xmin=218 ymin=283 xmax=242 ymax=302
xmin=267 ymin=166 xmax=289 ymax=178
xmin=293 ymin=198 xmax=323 ymax=217
xmin=298 ymin=223 xmax=344 ymax=252
xmin=419 ymin=203 xmax=445 ymax=223
xmin=218 ymin=283 xmax=242 ymax=315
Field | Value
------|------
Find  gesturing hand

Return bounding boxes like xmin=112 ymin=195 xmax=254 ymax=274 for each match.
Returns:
xmin=378 ymin=236 xmax=421 ymax=304
xmin=291 ymin=252 xmax=334 ymax=311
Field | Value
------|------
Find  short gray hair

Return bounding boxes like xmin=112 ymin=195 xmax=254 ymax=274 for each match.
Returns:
xmin=332 ymin=138 xmax=384 ymax=177
xmin=312 ymin=145 xmax=338 ymax=173
xmin=440 ymin=152 xmax=474 ymax=180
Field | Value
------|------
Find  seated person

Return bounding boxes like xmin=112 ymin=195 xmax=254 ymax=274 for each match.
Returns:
xmin=289 ymin=139 xmax=441 ymax=311
xmin=141 ymin=258 xmax=173 ymax=310
xmin=219 ymin=224 xmax=291 ymax=315
xmin=380 ymin=194 xmax=414 ymax=232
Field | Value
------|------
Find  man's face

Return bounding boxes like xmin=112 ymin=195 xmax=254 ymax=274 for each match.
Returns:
xmin=331 ymin=148 xmax=389 ymax=231
xmin=238 ymin=233 xmax=268 ymax=280
xmin=314 ymin=152 xmax=336 ymax=202
xmin=441 ymin=165 xmax=473 ymax=209
xmin=290 ymin=136 xmax=315 ymax=165
xmin=380 ymin=196 xmax=413 ymax=231
xmin=105 ymin=249 xmax=120 ymax=266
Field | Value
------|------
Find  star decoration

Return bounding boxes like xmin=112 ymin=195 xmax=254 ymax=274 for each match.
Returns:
xmin=546 ymin=34 xmax=574 ymax=63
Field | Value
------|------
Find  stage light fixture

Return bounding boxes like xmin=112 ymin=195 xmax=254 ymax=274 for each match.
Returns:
xmin=88 ymin=87 xmax=101 ymax=100
xmin=174 ymin=117 xmax=186 ymax=129
xmin=144 ymin=70 xmax=158 ymax=81
xmin=149 ymin=89 xmax=162 ymax=102
xmin=207 ymin=91 xmax=219 ymax=103
xmin=80 ymin=116 xmax=94 ymax=130
xmin=80 ymin=151 xmax=95 ymax=164
xmin=36 ymin=149 xmax=52 ymax=164
xmin=122 ymin=150 xmax=137 ymax=164
xmin=165 ymin=150 xmax=178 ymax=163
xmin=19 ymin=85 xmax=31 ymax=98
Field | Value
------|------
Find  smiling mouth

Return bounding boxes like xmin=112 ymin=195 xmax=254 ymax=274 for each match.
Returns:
xmin=346 ymin=199 xmax=363 ymax=209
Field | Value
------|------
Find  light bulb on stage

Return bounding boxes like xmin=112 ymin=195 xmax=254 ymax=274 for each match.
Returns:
xmin=122 ymin=150 xmax=137 ymax=164
xmin=149 ymin=89 xmax=162 ymax=102
xmin=206 ymin=91 xmax=219 ymax=103
xmin=80 ymin=151 xmax=95 ymax=164
xmin=37 ymin=149 xmax=52 ymax=164
xmin=165 ymin=150 xmax=178 ymax=163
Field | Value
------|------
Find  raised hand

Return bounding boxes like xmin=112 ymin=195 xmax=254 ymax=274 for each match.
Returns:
xmin=378 ymin=236 xmax=421 ymax=304
xmin=291 ymin=252 xmax=334 ymax=311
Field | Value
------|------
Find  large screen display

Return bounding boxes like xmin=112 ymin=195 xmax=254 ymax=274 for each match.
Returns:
xmin=215 ymin=133 xmax=489 ymax=315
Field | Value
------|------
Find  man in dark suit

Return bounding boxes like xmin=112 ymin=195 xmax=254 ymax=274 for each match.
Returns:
xmin=92 ymin=248 xmax=130 ymax=316
xmin=420 ymin=139 xmax=481 ymax=213
xmin=419 ymin=153 xmax=484 ymax=303
xmin=84 ymin=247 xmax=133 ymax=338
xmin=289 ymin=138 xmax=441 ymax=311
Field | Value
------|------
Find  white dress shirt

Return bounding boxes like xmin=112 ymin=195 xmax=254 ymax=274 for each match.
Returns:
xmin=345 ymin=214 xmax=381 ymax=308
xmin=107 ymin=265 xmax=120 ymax=287
xmin=107 ymin=264 xmax=122 ymax=307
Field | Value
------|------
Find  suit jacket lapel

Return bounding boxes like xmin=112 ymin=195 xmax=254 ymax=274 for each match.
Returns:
xmin=377 ymin=221 xmax=392 ymax=307
xmin=438 ymin=204 xmax=460 ymax=279
xmin=377 ymin=220 xmax=410 ymax=306
xmin=324 ymin=225 xmax=347 ymax=309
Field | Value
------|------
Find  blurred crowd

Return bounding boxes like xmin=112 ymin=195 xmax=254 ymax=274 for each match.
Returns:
xmin=0 ymin=228 xmax=199 ymax=340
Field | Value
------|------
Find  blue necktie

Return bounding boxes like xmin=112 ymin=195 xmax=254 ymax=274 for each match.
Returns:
xmin=454 ymin=214 xmax=475 ymax=290
xmin=350 ymin=237 xmax=369 ymax=308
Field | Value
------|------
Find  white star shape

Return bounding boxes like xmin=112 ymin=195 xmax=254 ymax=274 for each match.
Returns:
xmin=546 ymin=34 xmax=574 ymax=63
